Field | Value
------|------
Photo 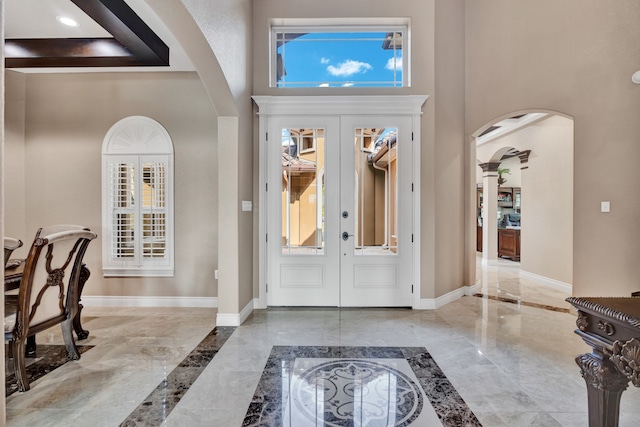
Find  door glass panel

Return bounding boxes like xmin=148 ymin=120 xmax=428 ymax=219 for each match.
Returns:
xmin=354 ymin=127 xmax=398 ymax=255
xmin=281 ymin=128 xmax=325 ymax=255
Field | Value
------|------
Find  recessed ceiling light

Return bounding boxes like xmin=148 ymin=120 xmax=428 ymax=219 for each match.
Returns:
xmin=56 ymin=16 xmax=79 ymax=27
xmin=632 ymin=70 xmax=640 ymax=85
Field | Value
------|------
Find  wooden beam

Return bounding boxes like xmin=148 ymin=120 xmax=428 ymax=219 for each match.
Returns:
xmin=5 ymin=0 xmax=169 ymax=68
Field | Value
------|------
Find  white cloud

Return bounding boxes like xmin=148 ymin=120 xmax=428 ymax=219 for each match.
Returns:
xmin=320 ymin=57 xmax=330 ymax=64
xmin=318 ymin=83 xmax=330 ymax=87
xmin=385 ymin=56 xmax=403 ymax=71
xmin=342 ymin=82 xmax=354 ymax=87
xmin=327 ymin=60 xmax=372 ymax=77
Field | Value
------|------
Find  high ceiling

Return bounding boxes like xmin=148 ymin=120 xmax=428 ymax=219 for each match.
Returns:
xmin=4 ymin=0 xmax=195 ymax=73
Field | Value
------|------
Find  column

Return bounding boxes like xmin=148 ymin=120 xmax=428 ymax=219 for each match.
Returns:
xmin=575 ymin=352 xmax=629 ymax=427
xmin=516 ymin=150 xmax=530 ymax=262
xmin=479 ymin=162 xmax=500 ymax=265
xmin=516 ymin=151 xmax=531 ymax=200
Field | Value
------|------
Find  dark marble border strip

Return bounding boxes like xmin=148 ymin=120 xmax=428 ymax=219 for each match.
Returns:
xmin=118 ymin=326 xmax=236 ymax=427
xmin=5 ymin=344 xmax=94 ymax=397
xmin=242 ymin=345 xmax=481 ymax=427
xmin=473 ymin=293 xmax=570 ymax=313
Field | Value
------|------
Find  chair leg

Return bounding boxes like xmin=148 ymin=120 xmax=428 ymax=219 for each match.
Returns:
xmin=61 ymin=318 xmax=80 ymax=361
xmin=11 ymin=338 xmax=30 ymax=392
xmin=26 ymin=335 xmax=37 ymax=357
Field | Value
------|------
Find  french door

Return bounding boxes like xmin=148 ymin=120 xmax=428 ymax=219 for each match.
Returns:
xmin=265 ymin=114 xmax=414 ymax=307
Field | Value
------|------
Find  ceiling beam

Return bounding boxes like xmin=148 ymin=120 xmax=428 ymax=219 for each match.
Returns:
xmin=5 ymin=0 xmax=169 ymax=68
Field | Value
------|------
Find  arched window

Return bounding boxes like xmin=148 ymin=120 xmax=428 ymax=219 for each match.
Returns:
xmin=101 ymin=116 xmax=174 ymax=277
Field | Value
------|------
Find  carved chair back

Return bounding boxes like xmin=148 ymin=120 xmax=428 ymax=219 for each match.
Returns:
xmin=4 ymin=225 xmax=97 ymax=391
xmin=4 ymin=237 xmax=23 ymax=267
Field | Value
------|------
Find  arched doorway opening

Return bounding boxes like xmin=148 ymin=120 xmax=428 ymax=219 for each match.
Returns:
xmin=470 ymin=111 xmax=575 ymax=294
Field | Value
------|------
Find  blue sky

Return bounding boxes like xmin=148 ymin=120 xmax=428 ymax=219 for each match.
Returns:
xmin=277 ymin=32 xmax=402 ymax=87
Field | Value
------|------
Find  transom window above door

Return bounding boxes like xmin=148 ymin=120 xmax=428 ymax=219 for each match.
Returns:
xmin=270 ymin=19 xmax=410 ymax=88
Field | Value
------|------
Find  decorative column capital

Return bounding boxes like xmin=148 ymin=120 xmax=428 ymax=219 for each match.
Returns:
xmin=517 ymin=150 xmax=532 ymax=169
xmin=576 ymin=353 xmax=630 ymax=392
xmin=479 ymin=162 xmax=501 ymax=173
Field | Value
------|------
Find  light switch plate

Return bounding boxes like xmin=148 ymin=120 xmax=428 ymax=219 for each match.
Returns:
xmin=601 ymin=201 xmax=610 ymax=213
xmin=242 ymin=200 xmax=253 ymax=211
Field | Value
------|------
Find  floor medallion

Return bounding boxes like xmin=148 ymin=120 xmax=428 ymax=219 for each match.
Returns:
xmin=243 ymin=346 xmax=481 ymax=427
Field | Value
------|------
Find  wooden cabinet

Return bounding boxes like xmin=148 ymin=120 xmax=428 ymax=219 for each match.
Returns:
xmin=477 ymin=185 xmax=522 ymax=259
xmin=498 ymin=228 xmax=520 ymax=260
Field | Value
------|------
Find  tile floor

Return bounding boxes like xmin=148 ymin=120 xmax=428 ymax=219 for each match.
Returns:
xmin=5 ymin=257 xmax=640 ymax=426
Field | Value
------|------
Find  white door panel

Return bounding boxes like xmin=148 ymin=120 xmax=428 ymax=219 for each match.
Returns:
xmin=265 ymin=113 xmax=413 ymax=307
xmin=339 ymin=116 xmax=413 ymax=307
xmin=267 ymin=116 xmax=340 ymax=306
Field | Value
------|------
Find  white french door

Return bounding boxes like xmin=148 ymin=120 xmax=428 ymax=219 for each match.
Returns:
xmin=265 ymin=114 xmax=414 ymax=307
xmin=266 ymin=116 xmax=341 ymax=306
xmin=339 ymin=116 xmax=414 ymax=306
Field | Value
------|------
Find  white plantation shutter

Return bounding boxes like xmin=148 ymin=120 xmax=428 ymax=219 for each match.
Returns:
xmin=109 ymin=159 xmax=136 ymax=260
xmin=102 ymin=117 xmax=174 ymax=277
xmin=140 ymin=158 xmax=167 ymax=260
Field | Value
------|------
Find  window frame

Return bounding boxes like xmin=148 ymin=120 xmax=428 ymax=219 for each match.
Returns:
xmin=101 ymin=116 xmax=175 ymax=277
xmin=270 ymin=20 xmax=410 ymax=88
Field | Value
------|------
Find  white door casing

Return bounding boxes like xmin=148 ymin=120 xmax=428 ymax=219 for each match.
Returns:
xmin=253 ymin=96 xmax=427 ymax=309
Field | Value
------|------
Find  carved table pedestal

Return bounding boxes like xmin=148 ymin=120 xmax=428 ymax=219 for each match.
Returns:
xmin=566 ymin=297 xmax=640 ymax=427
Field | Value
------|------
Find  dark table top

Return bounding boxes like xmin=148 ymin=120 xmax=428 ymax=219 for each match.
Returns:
xmin=566 ymin=296 xmax=640 ymax=330
xmin=4 ymin=259 xmax=24 ymax=292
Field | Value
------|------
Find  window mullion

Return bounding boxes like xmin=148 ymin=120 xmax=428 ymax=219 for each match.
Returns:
xmin=133 ymin=157 xmax=143 ymax=266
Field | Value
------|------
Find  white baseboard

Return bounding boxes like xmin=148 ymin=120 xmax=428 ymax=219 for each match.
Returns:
xmin=216 ymin=299 xmax=254 ymax=327
xmin=253 ymin=297 xmax=266 ymax=310
xmin=519 ymin=270 xmax=572 ymax=293
xmin=82 ymin=296 xmax=218 ymax=308
xmin=418 ymin=285 xmax=477 ymax=310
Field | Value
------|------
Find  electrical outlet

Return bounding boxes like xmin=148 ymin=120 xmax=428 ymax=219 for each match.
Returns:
xmin=601 ymin=201 xmax=610 ymax=213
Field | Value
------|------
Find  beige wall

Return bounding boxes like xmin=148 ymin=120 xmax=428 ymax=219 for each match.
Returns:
xmin=477 ymin=115 xmax=574 ymax=284
xmin=4 ymin=71 xmax=27 ymax=249
xmin=5 ymin=72 xmax=219 ymax=298
xmin=433 ymin=0 xmax=466 ymax=297
xmin=466 ymin=0 xmax=640 ymax=296
xmin=252 ymin=0 xmax=467 ymax=300
xmin=180 ymin=0 xmax=255 ymax=311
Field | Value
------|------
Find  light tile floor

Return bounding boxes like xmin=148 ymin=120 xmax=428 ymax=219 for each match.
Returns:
xmin=5 ymin=257 xmax=640 ymax=426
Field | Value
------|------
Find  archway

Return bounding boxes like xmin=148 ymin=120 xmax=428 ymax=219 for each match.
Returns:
xmin=469 ymin=110 xmax=574 ymax=293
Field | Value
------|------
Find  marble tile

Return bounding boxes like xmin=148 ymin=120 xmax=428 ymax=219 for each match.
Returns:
xmin=5 ymin=344 xmax=94 ymax=397
xmin=472 ymin=293 xmax=570 ymax=313
xmin=163 ymin=407 xmax=248 ymax=427
xmin=476 ymin=411 xmax=564 ymax=427
xmin=119 ymin=326 xmax=235 ymax=426
xmin=5 ymin=258 xmax=640 ymax=427
xmin=242 ymin=346 xmax=480 ymax=426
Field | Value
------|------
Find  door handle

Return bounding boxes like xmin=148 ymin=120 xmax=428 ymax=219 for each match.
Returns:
xmin=342 ymin=231 xmax=354 ymax=241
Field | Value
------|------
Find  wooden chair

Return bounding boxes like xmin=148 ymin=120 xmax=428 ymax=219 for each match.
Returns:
xmin=4 ymin=225 xmax=97 ymax=392
xmin=4 ymin=237 xmax=23 ymax=267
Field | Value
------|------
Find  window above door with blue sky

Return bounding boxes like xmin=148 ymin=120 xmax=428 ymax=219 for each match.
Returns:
xmin=270 ymin=20 xmax=410 ymax=88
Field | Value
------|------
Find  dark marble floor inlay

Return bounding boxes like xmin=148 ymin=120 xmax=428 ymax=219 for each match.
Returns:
xmin=473 ymin=293 xmax=570 ymax=313
xmin=5 ymin=344 xmax=94 ymax=397
xmin=243 ymin=346 xmax=481 ymax=427
xmin=119 ymin=326 xmax=235 ymax=427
